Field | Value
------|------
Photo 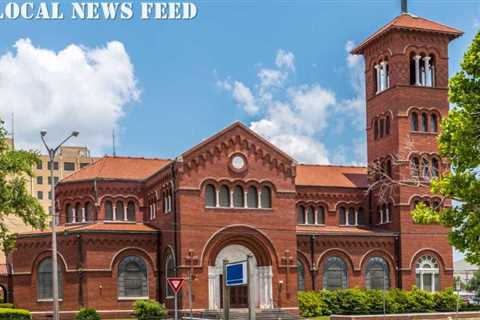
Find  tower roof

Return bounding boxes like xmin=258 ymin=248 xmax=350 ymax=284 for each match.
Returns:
xmin=351 ymin=13 xmax=463 ymax=55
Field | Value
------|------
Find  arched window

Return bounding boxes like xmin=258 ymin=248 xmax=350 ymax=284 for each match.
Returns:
xmin=37 ymin=258 xmax=63 ymax=300
xmin=416 ymin=255 xmax=440 ymax=292
xmin=379 ymin=118 xmax=385 ymax=138
xmin=205 ymin=184 xmax=216 ymax=207
xmin=347 ymin=207 xmax=356 ymax=226
xmin=297 ymin=206 xmax=305 ymax=225
xmin=75 ymin=203 xmax=82 ymax=223
xmin=432 ymin=158 xmax=440 ymax=178
xmin=247 ymin=186 xmax=258 ymax=208
xmin=357 ymin=207 xmax=365 ymax=225
xmin=385 ymin=115 xmax=390 ymax=135
xmin=260 ymin=186 xmax=272 ymax=208
xmin=297 ymin=259 xmax=306 ymax=291
xmin=421 ymin=112 xmax=428 ymax=132
xmin=219 ymin=185 xmax=230 ymax=207
xmin=339 ymin=207 xmax=346 ymax=225
xmin=430 ymin=113 xmax=438 ymax=133
xmin=116 ymin=201 xmax=125 ymax=221
xmin=317 ymin=207 xmax=325 ymax=225
xmin=422 ymin=157 xmax=431 ymax=179
xmin=411 ymin=156 xmax=420 ymax=177
xmin=118 ymin=256 xmax=148 ymax=298
xmin=382 ymin=204 xmax=388 ymax=224
xmin=387 ymin=203 xmax=393 ymax=223
xmin=165 ymin=254 xmax=175 ymax=297
xmin=85 ymin=202 xmax=92 ymax=221
xmin=105 ymin=200 xmax=113 ymax=221
xmin=410 ymin=52 xmax=417 ymax=85
xmin=374 ymin=120 xmax=379 ymax=139
xmin=306 ymin=207 xmax=314 ymax=225
xmin=127 ymin=201 xmax=135 ymax=221
xmin=385 ymin=159 xmax=392 ymax=178
xmin=323 ymin=256 xmax=348 ymax=290
xmin=66 ymin=204 xmax=74 ymax=223
xmin=432 ymin=199 xmax=441 ymax=212
xmin=366 ymin=257 xmax=390 ymax=290
xmin=233 ymin=186 xmax=244 ymax=208
xmin=410 ymin=112 xmax=419 ymax=131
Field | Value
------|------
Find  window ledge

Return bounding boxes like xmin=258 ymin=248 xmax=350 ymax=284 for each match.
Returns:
xmin=205 ymin=206 xmax=273 ymax=211
xmin=298 ymin=223 xmax=326 ymax=226
xmin=410 ymin=131 xmax=438 ymax=135
xmin=37 ymin=299 xmax=63 ymax=303
xmin=104 ymin=220 xmax=137 ymax=224
xmin=118 ymin=296 xmax=149 ymax=301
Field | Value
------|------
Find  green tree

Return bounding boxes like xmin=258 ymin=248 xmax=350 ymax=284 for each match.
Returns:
xmin=412 ymin=31 xmax=480 ymax=264
xmin=0 ymin=120 xmax=47 ymax=254
xmin=466 ymin=270 xmax=480 ymax=298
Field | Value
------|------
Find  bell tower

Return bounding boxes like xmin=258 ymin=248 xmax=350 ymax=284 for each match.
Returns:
xmin=352 ymin=7 xmax=463 ymax=289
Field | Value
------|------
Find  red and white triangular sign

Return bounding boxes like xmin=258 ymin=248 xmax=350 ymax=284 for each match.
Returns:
xmin=167 ymin=277 xmax=185 ymax=294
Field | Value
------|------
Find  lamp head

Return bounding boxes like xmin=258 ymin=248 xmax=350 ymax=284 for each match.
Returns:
xmin=72 ymin=131 xmax=80 ymax=137
xmin=40 ymin=130 xmax=47 ymax=137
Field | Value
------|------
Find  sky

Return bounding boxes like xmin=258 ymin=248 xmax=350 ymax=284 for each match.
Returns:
xmin=0 ymin=1 xmax=478 ymax=257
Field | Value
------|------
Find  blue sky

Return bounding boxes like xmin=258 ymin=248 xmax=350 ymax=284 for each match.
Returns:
xmin=1 ymin=0 xmax=478 ymax=166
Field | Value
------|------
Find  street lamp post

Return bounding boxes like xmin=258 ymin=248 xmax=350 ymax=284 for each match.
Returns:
xmin=40 ymin=130 xmax=79 ymax=320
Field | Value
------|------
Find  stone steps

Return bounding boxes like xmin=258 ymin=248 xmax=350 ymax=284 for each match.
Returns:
xmin=185 ymin=308 xmax=302 ymax=320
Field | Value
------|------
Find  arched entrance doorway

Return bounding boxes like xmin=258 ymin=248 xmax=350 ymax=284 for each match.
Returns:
xmin=208 ymin=244 xmax=273 ymax=310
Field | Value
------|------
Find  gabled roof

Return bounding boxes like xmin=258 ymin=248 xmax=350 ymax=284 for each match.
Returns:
xmin=351 ymin=13 xmax=463 ymax=54
xmin=181 ymin=121 xmax=296 ymax=163
xmin=62 ymin=156 xmax=171 ymax=183
xmin=296 ymin=164 xmax=368 ymax=188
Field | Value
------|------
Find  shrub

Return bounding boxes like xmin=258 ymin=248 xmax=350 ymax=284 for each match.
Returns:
xmin=405 ymin=288 xmax=435 ymax=313
xmin=75 ymin=308 xmax=100 ymax=320
xmin=364 ymin=290 xmax=386 ymax=314
xmin=433 ymin=288 xmax=463 ymax=312
xmin=0 ymin=305 xmax=14 ymax=309
xmin=298 ymin=291 xmax=330 ymax=317
xmin=335 ymin=289 xmax=369 ymax=315
xmin=133 ymin=299 xmax=167 ymax=320
xmin=0 ymin=308 xmax=31 ymax=320
xmin=385 ymin=289 xmax=408 ymax=314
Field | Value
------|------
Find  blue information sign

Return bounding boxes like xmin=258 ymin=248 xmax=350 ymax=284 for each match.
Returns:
xmin=225 ymin=260 xmax=248 ymax=287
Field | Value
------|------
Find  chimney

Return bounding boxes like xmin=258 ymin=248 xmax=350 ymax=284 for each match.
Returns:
xmin=401 ymin=0 xmax=408 ymax=13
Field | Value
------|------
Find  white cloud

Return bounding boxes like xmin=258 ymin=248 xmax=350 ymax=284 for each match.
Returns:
xmin=219 ymin=45 xmax=366 ymax=164
xmin=0 ymin=38 xmax=139 ymax=154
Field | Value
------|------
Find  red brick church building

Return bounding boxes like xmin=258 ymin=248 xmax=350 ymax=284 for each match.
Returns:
xmin=6 ymin=10 xmax=463 ymax=317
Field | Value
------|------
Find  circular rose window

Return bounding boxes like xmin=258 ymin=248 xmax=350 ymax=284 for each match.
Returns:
xmin=230 ymin=154 xmax=247 ymax=172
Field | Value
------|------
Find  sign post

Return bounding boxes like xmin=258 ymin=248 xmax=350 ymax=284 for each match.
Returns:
xmin=247 ymin=255 xmax=255 ymax=320
xmin=225 ymin=259 xmax=255 ymax=320
xmin=223 ymin=259 xmax=230 ymax=320
xmin=167 ymin=277 xmax=185 ymax=320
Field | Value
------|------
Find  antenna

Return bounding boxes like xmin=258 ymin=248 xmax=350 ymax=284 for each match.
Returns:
xmin=112 ymin=129 xmax=116 ymax=157
xmin=401 ymin=0 xmax=408 ymax=13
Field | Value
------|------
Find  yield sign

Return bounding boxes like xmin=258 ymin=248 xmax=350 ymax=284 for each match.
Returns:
xmin=167 ymin=277 xmax=185 ymax=294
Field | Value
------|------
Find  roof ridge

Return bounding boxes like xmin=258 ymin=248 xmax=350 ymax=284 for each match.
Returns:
xmin=103 ymin=155 xmax=171 ymax=161
xmin=298 ymin=163 xmax=367 ymax=169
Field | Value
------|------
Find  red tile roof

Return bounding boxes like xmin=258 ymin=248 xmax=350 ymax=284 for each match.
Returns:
xmin=296 ymin=225 xmax=396 ymax=236
xmin=296 ymin=164 xmax=368 ymax=188
xmin=62 ymin=156 xmax=171 ymax=183
xmin=17 ymin=223 xmax=157 ymax=237
xmin=351 ymin=13 xmax=463 ymax=54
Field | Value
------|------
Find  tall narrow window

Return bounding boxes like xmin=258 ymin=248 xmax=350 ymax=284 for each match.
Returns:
xmin=410 ymin=112 xmax=419 ymax=131
xmin=385 ymin=115 xmax=390 ymax=135
xmin=105 ymin=201 xmax=113 ymax=220
xmin=323 ymin=256 xmax=348 ymax=290
xmin=66 ymin=204 xmax=73 ymax=223
xmin=165 ymin=254 xmax=175 ymax=297
xmin=365 ymin=257 xmax=390 ymax=290
xmin=379 ymin=118 xmax=385 ymax=138
xmin=430 ymin=114 xmax=438 ymax=133
xmin=127 ymin=201 xmax=136 ymax=221
xmin=205 ymin=184 xmax=216 ymax=207
xmin=297 ymin=206 xmax=305 ymax=225
xmin=233 ymin=186 xmax=244 ymax=208
xmin=297 ymin=259 xmax=306 ymax=291
xmin=339 ymin=207 xmax=346 ymax=225
xmin=382 ymin=204 xmax=388 ymax=224
xmin=219 ymin=185 xmax=230 ymax=207
xmin=306 ymin=207 xmax=314 ymax=225
xmin=411 ymin=157 xmax=420 ymax=177
xmin=385 ymin=159 xmax=392 ymax=178
xmin=347 ymin=207 xmax=356 ymax=226
xmin=421 ymin=112 xmax=428 ymax=132
xmin=260 ymin=186 xmax=272 ymax=208
xmin=247 ymin=186 xmax=258 ymax=208
xmin=116 ymin=201 xmax=125 ymax=221
xmin=432 ymin=158 xmax=440 ymax=178
xmin=317 ymin=207 xmax=325 ymax=225
xmin=422 ymin=157 xmax=431 ymax=179
xmin=85 ymin=202 xmax=92 ymax=221
xmin=75 ymin=203 xmax=82 ymax=222
xmin=118 ymin=256 xmax=148 ymax=298
xmin=37 ymin=258 xmax=63 ymax=300
xmin=416 ymin=255 xmax=440 ymax=292
xmin=374 ymin=120 xmax=379 ymax=139
xmin=357 ymin=207 xmax=365 ymax=225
